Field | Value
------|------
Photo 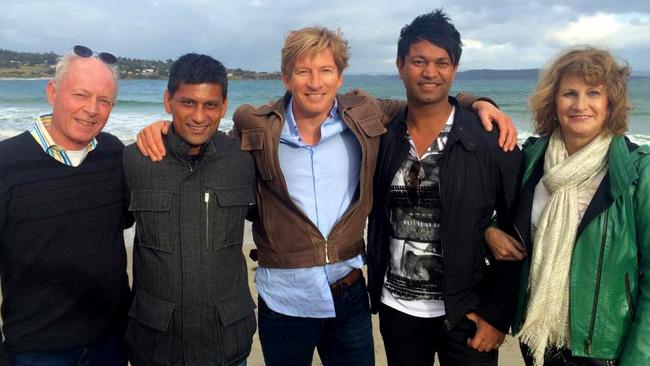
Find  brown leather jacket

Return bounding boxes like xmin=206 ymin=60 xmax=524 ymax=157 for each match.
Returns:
xmin=232 ymin=92 xmax=482 ymax=269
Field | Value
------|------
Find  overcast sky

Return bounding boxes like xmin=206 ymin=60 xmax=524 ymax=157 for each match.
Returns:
xmin=2 ymin=0 xmax=649 ymax=73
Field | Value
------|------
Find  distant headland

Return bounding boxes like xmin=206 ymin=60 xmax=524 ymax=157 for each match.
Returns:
xmin=0 ymin=49 xmax=282 ymax=80
xmin=2 ymin=49 xmax=648 ymax=80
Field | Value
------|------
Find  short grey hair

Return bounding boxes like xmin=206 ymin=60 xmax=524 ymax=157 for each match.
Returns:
xmin=53 ymin=52 xmax=119 ymax=89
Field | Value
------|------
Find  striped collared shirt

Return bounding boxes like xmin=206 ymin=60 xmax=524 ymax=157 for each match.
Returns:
xmin=30 ymin=114 xmax=97 ymax=166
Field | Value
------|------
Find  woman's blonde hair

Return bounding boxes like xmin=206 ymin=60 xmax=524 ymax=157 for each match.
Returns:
xmin=529 ymin=46 xmax=631 ymax=135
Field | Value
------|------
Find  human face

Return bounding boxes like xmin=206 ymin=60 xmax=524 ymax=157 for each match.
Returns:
xmin=45 ymin=57 xmax=117 ymax=150
xmin=164 ymin=82 xmax=227 ymax=155
xmin=555 ymin=74 xmax=609 ymax=151
xmin=397 ymin=40 xmax=457 ymax=107
xmin=282 ymin=49 xmax=344 ymax=124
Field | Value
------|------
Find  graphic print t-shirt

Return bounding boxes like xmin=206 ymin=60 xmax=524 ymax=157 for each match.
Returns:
xmin=380 ymin=107 xmax=454 ymax=318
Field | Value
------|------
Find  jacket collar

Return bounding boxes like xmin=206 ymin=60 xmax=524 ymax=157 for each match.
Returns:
xmin=607 ymin=135 xmax=639 ymax=199
xmin=165 ymin=124 xmax=226 ymax=163
xmin=445 ymin=96 xmax=481 ymax=152
xmin=521 ymin=134 xmax=640 ymax=239
xmin=251 ymin=92 xmax=368 ymax=119
xmin=388 ymin=95 xmax=480 ymax=152
xmin=523 ymin=134 xmax=637 ymax=200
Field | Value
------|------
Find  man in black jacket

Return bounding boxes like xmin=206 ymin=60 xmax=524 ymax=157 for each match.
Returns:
xmin=122 ymin=54 xmax=256 ymax=366
xmin=366 ymin=10 xmax=523 ymax=366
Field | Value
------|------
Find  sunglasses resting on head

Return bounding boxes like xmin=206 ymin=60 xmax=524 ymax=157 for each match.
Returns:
xmin=73 ymin=45 xmax=117 ymax=65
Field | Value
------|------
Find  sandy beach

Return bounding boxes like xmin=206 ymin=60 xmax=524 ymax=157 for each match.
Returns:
xmin=123 ymin=224 xmax=525 ymax=366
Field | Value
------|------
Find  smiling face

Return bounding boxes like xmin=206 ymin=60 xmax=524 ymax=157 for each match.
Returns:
xmin=397 ymin=40 xmax=457 ymax=107
xmin=45 ymin=57 xmax=117 ymax=150
xmin=282 ymin=48 xmax=344 ymax=124
xmin=555 ymin=73 xmax=609 ymax=150
xmin=164 ymin=82 xmax=227 ymax=155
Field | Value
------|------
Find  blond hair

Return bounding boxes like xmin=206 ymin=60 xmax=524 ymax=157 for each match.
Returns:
xmin=281 ymin=26 xmax=349 ymax=76
xmin=529 ymin=46 xmax=631 ymax=136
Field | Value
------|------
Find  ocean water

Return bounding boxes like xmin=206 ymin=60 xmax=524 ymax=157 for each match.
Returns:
xmin=1 ymin=75 xmax=650 ymax=145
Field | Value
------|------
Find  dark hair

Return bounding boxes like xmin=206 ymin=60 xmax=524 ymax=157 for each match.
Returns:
xmin=167 ymin=53 xmax=228 ymax=98
xmin=397 ymin=9 xmax=462 ymax=66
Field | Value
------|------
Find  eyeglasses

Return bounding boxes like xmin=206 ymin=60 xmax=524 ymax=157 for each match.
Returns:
xmin=73 ymin=45 xmax=117 ymax=65
xmin=405 ymin=160 xmax=422 ymax=206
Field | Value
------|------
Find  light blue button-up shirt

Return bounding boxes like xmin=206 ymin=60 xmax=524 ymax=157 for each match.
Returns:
xmin=255 ymin=98 xmax=365 ymax=318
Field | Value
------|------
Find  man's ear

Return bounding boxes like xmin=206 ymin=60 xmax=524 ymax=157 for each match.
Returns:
xmin=163 ymin=90 xmax=172 ymax=114
xmin=220 ymin=98 xmax=228 ymax=119
xmin=396 ymin=57 xmax=405 ymax=79
xmin=282 ymin=73 xmax=291 ymax=91
xmin=46 ymin=80 xmax=56 ymax=105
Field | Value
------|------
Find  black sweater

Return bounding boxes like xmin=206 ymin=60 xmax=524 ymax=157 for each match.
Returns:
xmin=0 ymin=132 xmax=132 ymax=352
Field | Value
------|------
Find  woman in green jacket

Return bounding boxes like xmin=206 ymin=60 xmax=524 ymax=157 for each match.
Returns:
xmin=485 ymin=47 xmax=650 ymax=365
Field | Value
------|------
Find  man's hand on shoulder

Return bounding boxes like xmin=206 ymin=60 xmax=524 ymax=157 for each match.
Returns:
xmin=472 ymin=100 xmax=518 ymax=152
xmin=136 ymin=121 xmax=171 ymax=161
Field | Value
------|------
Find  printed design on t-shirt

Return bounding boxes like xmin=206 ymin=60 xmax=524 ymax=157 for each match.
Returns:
xmin=384 ymin=125 xmax=450 ymax=302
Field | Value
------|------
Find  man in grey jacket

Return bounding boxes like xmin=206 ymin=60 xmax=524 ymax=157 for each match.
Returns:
xmin=122 ymin=53 xmax=256 ymax=366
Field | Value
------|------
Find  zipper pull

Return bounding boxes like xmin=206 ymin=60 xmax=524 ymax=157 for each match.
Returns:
xmin=324 ymin=239 xmax=330 ymax=264
xmin=585 ymin=340 xmax=592 ymax=355
xmin=205 ymin=192 xmax=210 ymax=249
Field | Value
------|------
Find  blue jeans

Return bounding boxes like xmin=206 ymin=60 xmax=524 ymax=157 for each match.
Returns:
xmin=258 ymin=278 xmax=374 ymax=366
xmin=8 ymin=334 xmax=126 ymax=366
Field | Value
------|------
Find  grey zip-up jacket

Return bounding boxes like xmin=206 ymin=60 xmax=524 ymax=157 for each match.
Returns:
xmin=123 ymin=127 xmax=256 ymax=366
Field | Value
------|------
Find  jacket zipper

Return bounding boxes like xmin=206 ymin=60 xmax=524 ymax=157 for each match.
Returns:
xmin=323 ymin=108 xmax=364 ymax=263
xmin=585 ymin=210 xmax=609 ymax=355
xmin=271 ymin=111 xmax=334 ymax=261
xmin=513 ymin=223 xmax=531 ymax=326
xmin=205 ymin=192 xmax=210 ymax=249
xmin=437 ymin=161 xmax=450 ymax=329
xmin=324 ymin=239 xmax=330 ymax=263
xmin=624 ymin=272 xmax=635 ymax=320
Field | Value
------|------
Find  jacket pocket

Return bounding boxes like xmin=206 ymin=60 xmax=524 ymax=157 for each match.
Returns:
xmin=125 ymin=290 xmax=175 ymax=365
xmin=241 ymin=127 xmax=272 ymax=181
xmin=129 ymin=190 xmax=174 ymax=253
xmin=205 ymin=289 xmax=256 ymax=364
xmin=208 ymin=185 xmax=255 ymax=251
xmin=355 ymin=115 xmax=387 ymax=138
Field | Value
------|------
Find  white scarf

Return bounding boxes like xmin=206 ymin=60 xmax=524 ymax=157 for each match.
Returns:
xmin=517 ymin=130 xmax=612 ymax=366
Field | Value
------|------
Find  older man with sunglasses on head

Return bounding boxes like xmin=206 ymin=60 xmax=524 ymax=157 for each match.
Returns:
xmin=0 ymin=46 xmax=132 ymax=366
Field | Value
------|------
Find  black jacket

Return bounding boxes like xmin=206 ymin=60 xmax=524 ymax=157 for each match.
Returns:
xmin=367 ymin=97 xmax=523 ymax=332
xmin=123 ymin=128 xmax=257 ymax=366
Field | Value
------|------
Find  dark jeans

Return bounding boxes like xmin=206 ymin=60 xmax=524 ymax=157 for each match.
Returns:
xmin=379 ymin=303 xmax=497 ymax=366
xmin=521 ymin=344 xmax=618 ymax=366
xmin=258 ymin=278 xmax=374 ymax=366
xmin=7 ymin=333 xmax=126 ymax=366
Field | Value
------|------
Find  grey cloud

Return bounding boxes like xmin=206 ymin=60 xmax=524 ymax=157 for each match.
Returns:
xmin=1 ymin=0 xmax=648 ymax=72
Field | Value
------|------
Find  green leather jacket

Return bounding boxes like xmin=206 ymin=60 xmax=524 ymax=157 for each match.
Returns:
xmin=511 ymin=135 xmax=650 ymax=365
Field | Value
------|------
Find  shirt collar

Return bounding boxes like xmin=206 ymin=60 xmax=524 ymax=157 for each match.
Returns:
xmin=284 ymin=97 xmax=339 ymax=138
xmin=30 ymin=114 xmax=97 ymax=166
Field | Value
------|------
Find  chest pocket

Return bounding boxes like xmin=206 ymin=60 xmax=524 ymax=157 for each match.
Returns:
xmin=241 ymin=127 xmax=273 ymax=181
xmin=129 ymin=190 xmax=174 ymax=253
xmin=206 ymin=185 xmax=255 ymax=251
